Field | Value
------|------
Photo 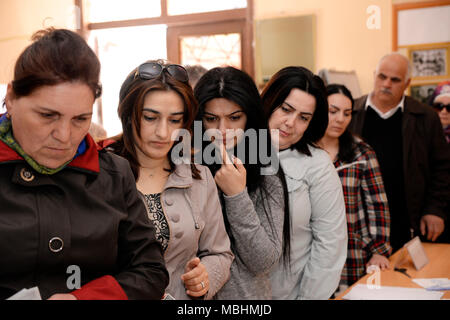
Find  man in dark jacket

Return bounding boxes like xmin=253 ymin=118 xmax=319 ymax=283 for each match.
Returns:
xmin=348 ymin=53 xmax=450 ymax=251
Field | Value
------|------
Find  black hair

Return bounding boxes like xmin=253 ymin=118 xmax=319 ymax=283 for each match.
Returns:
xmin=194 ymin=66 xmax=291 ymax=267
xmin=261 ymin=66 xmax=328 ymax=156
xmin=326 ymin=84 xmax=357 ymax=163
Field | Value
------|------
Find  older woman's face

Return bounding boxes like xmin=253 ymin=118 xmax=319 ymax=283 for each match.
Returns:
xmin=434 ymin=95 xmax=450 ymax=127
xmin=6 ymin=82 xmax=94 ymax=168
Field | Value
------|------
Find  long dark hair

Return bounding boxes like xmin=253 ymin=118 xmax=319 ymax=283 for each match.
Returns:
xmin=326 ymin=84 xmax=357 ymax=163
xmin=110 ymin=59 xmax=200 ymax=181
xmin=261 ymin=66 xmax=328 ymax=156
xmin=194 ymin=66 xmax=291 ymax=266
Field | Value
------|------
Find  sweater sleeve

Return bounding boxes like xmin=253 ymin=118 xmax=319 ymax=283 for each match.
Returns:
xmin=223 ymin=174 xmax=285 ymax=276
xmin=197 ymin=167 xmax=234 ymax=300
xmin=298 ymin=155 xmax=348 ymax=300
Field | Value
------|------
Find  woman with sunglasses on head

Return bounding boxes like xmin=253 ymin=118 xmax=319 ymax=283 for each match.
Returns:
xmin=193 ymin=66 xmax=290 ymax=300
xmin=261 ymin=67 xmax=347 ymax=300
xmin=0 ymin=29 xmax=169 ymax=300
xmin=105 ymin=60 xmax=233 ymax=300
xmin=317 ymin=84 xmax=391 ymax=293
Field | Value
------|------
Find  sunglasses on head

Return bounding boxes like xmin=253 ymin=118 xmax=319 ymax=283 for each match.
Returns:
xmin=134 ymin=62 xmax=189 ymax=84
xmin=433 ymin=103 xmax=450 ymax=112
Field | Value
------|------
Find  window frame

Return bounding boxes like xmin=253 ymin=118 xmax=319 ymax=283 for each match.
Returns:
xmin=76 ymin=0 xmax=254 ymax=76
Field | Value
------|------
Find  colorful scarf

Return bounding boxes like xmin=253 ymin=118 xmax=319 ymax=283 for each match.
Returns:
xmin=0 ymin=113 xmax=86 ymax=175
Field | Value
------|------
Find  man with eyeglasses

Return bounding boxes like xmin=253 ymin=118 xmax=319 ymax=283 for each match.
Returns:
xmin=349 ymin=53 xmax=450 ymax=251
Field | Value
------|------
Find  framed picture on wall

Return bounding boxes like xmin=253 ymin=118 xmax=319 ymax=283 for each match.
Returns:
xmin=405 ymin=42 xmax=450 ymax=81
xmin=409 ymin=82 xmax=439 ymax=105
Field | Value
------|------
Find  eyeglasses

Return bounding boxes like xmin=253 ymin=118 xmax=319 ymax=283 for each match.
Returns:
xmin=134 ymin=62 xmax=189 ymax=84
xmin=433 ymin=103 xmax=450 ymax=112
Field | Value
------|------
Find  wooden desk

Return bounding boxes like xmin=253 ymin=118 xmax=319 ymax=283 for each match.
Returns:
xmin=336 ymin=243 xmax=450 ymax=300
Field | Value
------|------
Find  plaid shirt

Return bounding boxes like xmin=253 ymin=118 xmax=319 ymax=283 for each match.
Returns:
xmin=334 ymin=137 xmax=392 ymax=287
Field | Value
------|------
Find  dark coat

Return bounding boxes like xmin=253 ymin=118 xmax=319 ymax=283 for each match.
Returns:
xmin=0 ymin=134 xmax=169 ymax=299
xmin=348 ymin=95 xmax=450 ymax=234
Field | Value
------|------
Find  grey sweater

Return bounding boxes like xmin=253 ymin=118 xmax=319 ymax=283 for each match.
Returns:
xmin=214 ymin=174 xmax=285 ymax=300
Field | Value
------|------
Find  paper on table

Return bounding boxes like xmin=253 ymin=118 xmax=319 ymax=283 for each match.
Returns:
xmin=412 ymin=278 xmax=450 ymax=291
xmin=6 ymin=287 xmax=42 ymax=300
xmin=342 ymin=284 xmax=444 ymax=300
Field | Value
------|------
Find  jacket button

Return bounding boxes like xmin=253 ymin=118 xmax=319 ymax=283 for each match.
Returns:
xmin=171 ymin=214 xmax=180 ymax=223
xmin=165 ymin=198 xmax=173 ymax=206
xmin=20 ymin=168 xmax=35 ymax=182
xmin=49 ymin=237 xmax=64 ymax=253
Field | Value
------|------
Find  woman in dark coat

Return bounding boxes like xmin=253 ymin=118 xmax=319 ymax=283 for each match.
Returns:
xmin=0 ymin=28 xmax=169 ymax=300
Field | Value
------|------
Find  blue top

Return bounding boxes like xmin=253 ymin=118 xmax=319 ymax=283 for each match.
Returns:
xmin=270 ymin=146 xmax=348 ymax=300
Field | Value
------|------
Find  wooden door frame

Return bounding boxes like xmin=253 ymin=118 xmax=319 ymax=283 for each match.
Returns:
xmin=167 ymin=19 xmax=254 ymax=77
xmin=76 ymin=0 xmax=254 ymax=77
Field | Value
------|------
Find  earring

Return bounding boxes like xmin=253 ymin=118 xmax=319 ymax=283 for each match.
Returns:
xmin=5 ymin=113 xmax=11 ymax=119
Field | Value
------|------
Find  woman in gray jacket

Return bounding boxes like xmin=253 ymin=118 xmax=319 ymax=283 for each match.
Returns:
xmin=194 ymin=66 xmax=290 ymax=299
xmin=262 ymin=67 xmax=347 ymax=300
xmin=106 ymin=60 xmax=233 ymax=300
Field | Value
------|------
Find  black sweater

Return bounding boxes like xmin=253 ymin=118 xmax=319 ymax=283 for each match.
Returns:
xmin=362 ymin=107 xmax=410 ymax=251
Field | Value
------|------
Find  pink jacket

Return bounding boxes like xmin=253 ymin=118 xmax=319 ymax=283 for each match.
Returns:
xmin=140 ymin=163 xmax=233 ymax=299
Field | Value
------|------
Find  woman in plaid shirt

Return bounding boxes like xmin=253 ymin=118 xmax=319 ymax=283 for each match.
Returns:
xmin=318 ymin=84 xmax=392 ymax=292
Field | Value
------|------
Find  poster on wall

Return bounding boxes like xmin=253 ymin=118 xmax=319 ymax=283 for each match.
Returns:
xmin=409 ymin=82 xmax=439 ymax=104
xmin=406 ymin=42 xmax=450 ymax=81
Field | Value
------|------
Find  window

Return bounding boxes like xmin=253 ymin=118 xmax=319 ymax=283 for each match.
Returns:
xmin=86 ymin=0 xmax=161 ymax=22
xmin=167 ymin=0 xmax=247 ymax=15
xmin=88 ymin=25 xmax=167 ymax=136
xmin=180 ymin=33 xmax=241 ymax=69
xmin=80 ymin=0 xmax=253 ymax=136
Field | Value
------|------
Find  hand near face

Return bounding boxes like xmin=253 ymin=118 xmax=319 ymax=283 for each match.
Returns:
xmin=181 ymin=257 xmax=209 ymax=298
xmin=420 ymin=214 xmax=445 ymax=242
xmin=214 ymin=143 xmax=246 ymax=197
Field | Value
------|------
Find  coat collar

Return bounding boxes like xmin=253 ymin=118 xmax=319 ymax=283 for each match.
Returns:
xmin=0 ymin=133 xmax=100 ymax=174
xmin=356 ymin=94 xmax=426 ymax=115
xmin=164 ymin=163 xmax=193 ymax=189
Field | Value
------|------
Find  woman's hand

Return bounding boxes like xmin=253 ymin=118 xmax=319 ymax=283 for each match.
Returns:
xmin=181 ymin=257 xmax=209 ymax=298
xmin=47 ymin=293 xmax=77 ymax=300
xmin=214 ymin=143 xmax=246 ymax=197
xmin=367 ymin=253 xmax=390 ymax=271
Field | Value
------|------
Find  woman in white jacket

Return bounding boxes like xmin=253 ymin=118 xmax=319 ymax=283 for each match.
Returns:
xmin=261 ymin=66 xmax=348 ymax=300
